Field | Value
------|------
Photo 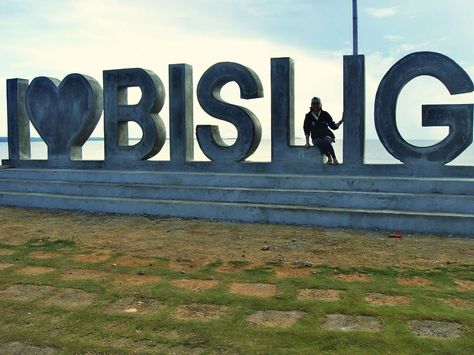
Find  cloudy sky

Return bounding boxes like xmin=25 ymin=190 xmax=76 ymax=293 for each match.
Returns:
xmin=1 ymin=0 xmax=473 ymax=145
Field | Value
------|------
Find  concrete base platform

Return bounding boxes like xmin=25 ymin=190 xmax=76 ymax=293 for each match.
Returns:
xmin=0 ymin=168 xmax=472 ymax=236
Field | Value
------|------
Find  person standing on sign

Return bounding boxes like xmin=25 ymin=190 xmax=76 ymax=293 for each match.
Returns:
xmin=304 ymin=97 xmax=344 ymax=165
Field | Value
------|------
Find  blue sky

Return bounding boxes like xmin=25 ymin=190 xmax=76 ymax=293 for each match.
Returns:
xmin=1 ymin=0 xmax=473 ymax=144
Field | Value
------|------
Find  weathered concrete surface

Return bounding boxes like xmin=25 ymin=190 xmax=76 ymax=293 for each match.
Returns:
xmin=421 ymin=104 xmax=474 ymax=163
xmin=103 ymin=68 xmax=166 ymax=162
xmin=2 ymin=54 xmax=474 ymax=236
xmin=7 ymin=79 xmax=30 ymax=160
xmin=196 ymin=62 xmax=263 ymax=162
xmin=0 ymin=169 xmax=472 ymax=236
xmin=343 ymin=55 xmax=365 ymax=167
xmin=3 ymin=169 xmax=474 ymax=195
xmin=0 ymin=178 xmax=472 ymax=214
xmin=3 ymin=158 xmax=474 ymax=177
xmin=25 ymin=74 xmax=102 ymax=161
xmin=0 ymin=187 xmax=472 ymax=235
xmin=4 ymin=54 xmax=474 ymax=177
xmin=270 ymin=57 xmax=320 ymax=164
xmin=375 ymin=51 xmax=474 ymax=166
xmin=169 ymin=64 xmax=194 ymax=164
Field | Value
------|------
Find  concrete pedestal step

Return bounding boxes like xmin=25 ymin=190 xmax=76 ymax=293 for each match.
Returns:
xmin=0 ymin=190 xmax=472 ymax=235
xmin=0 ymin=178 xmax=472 ymax=214
xmin=0 ymin=168 xmax=472 ymax=236
xmin=0 ymin=168 xmax=474 ymax=195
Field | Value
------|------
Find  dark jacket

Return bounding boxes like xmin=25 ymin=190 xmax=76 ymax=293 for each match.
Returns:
xmin=303 ymin=110 xmax=339 ymax=140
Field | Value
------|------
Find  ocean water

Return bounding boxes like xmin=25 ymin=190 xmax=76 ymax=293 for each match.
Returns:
xmin=0 ymin=138 xmax=473 ymax=166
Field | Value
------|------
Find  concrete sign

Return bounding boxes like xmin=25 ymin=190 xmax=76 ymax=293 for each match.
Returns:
xmin=4 ymin=52 xmax=474 ymax=177
xmin=26 ymin=74 xmax=102 ymax=161
xmin=375 ymin=52 xmax=474 ymax=167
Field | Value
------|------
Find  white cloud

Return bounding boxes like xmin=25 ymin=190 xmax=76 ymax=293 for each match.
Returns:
xmin=1 ymin=0 xmax=474 ymax=163
xmin=366 ymin=6 xmax=400 ymax=18
xmin=384 ymin=34 xmax=402 ymax=42
xmin=0 ymin=0 xmax=344 ymax=145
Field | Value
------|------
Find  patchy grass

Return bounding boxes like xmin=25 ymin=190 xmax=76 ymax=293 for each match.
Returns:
xmin=0 ymin=208 xmax=472 ymax=354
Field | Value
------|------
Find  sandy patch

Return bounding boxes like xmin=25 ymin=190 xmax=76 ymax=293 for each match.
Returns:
xmin=275 ymin=267 xmax=313 ymax=279
xmin=334 ymin=273 xmax=371 ymax=283
xmin=16 ymin=266 xmax=56 ymax=276
xmin=168 ymin=345 xmax=204 ymax=355
xmin=114 ymin=274 xmax=161 ymax=285
xmin=169 ymin=258 xmax=208 ymax=272
xmin=102 ymin=337 xmax=132 ymax=348
xmin=246 ymin=311 xmax=306 ymax=328
xmin=229 ymin=282 xmax=278 ymax=297
xmin=98 ymin=337 xmax=167 ymax=353
xmin=217 ymin=260 xmax=254 ymax=273
xmin=408 ymin=320 xmax=463 ymax=338
xmin=454 ymin=279 xmax=474 ymax=291
xmin=107 ymin=296 xmax=161 ymax=315
xmin=297 ymin=289 xmax=342 ymax=301
xmin=171 ymin=279 xmax=219 ymax=292
xmin=72 ymin=251 xmax=112 ymax=263
xmin=0 ymin=238 xmax=25 ymax=246
xmin=0 ymin=263 xmax=15 ymax=270
xmin=175 ymin=303 xmax=230 ymax=321
xmin=0 ymin=342 xmax=57 ymax=354
xmin=0 ymin=207 xmax=473 ymax=271
xmin=61 ymin=269 xmax=111 ymax=281
xmin=133 ymin=340 xmax=168 ymax=353
xmin=365 ymin=293 xmax=411 ymax=306
xmin=159 ymin=330 xmax=186 ymax=339
xmin=43 ymin=288 xmax=95 ymax=309
xmin=0 ymin=249 xmax=16 ymax=256
xmin=28 ymin=251 xmax=60 ymax=260
xmin=113 ymin=255 xmax=155 ymax=267
xmin=397 ymin=276 xmax=431 ymax=288
xmin=323 ymin=314 xmax=382 ymax=332
xmin=443 ymin=297 xmax=474 ymax=310
xmin=0 ymin=284 xmax=55 ymax=301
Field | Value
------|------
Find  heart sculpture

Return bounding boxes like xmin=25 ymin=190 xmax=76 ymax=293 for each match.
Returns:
xmin=26 ymin=74 xmax=103 ymax=159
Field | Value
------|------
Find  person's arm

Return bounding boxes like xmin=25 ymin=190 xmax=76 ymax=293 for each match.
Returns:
xmin=303 ymin=114 xmax=311 ymax=148
xmin=336 ymin=112 xmax=344 ymax=128
xmin=326 ymin=112 xmax=341 ymax=130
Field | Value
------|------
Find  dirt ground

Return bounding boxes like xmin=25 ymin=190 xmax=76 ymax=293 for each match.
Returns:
xmin=323 ymin=314 xmax=382 ymax=332
xmin=0 ymin=207 xmax=472 ymax=270
xmin=0 ymin=206 xmax=473 ymax=353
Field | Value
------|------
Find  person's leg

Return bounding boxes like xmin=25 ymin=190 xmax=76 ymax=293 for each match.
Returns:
xmin=323 ymin=137 xmax=338 ymax=163
xmin=313 ymin=138 xmax=331 ymax=163
xmin=318 ymin=137 xmax=335 ymax=164
xmin=325 ymin=153 xmax=333 ymax=164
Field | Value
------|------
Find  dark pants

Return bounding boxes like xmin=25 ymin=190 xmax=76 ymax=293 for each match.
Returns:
xmin=313 ymin=136 xmax=336 ymax=160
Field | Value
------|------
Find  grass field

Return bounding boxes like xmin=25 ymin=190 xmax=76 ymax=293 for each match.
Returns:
xmin=0 ymin=207 xmax=472 ymax=354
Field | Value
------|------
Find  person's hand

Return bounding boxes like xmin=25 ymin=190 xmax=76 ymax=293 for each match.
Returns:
xmin=305 ymin=142 xmax=310 ymax=149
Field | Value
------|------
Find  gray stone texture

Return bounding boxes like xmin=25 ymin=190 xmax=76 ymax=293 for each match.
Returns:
xmin=343 ymin=55 xmax=365 ymax=167
xmin=103 ymin=68 xmax=166 ymax=163
xmin=270 ymin=57 xmax=321 ymax=165
xmin=2 ymin=54 xmax=474 ymax=236
xmin=25 ymin=74 xmax=102 ymax=161
xmin=7 ymin=79 xmax=31 ymax=160
xmin=375 ymin=51 xmax=474 ymax=166
xmin=169 ymin=64 xmax=194 ymax=164
xmin=196 ymin=62 xmax=263 ymax=163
